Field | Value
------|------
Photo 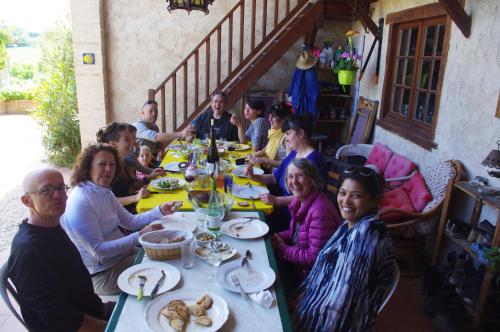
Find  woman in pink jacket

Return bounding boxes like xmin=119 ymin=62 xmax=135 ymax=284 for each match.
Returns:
xmin=271 ymin=158 xmax=341 ymax=291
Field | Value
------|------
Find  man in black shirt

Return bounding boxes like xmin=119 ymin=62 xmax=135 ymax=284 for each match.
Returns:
xmin=193 ymin=91 xmax=239 ymax=141
xmin=7 ymin=168 xmax=109 ymax=332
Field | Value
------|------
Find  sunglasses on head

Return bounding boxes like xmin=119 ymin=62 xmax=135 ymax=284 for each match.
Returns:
xmin=344 ymin=166 xmax=376 ymax=177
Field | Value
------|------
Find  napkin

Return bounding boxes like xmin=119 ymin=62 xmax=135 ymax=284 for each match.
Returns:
xmin=248 ymin=290 xmax=274 ymax=308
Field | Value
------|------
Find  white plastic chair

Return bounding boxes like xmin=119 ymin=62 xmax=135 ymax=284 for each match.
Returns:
xmin=377 ymin=260 xmax=400 ymax=314
xmin=0 ymin=263 xmax=28 ymax=329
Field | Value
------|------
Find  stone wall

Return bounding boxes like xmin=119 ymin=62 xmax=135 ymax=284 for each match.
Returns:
xmin=357 ymin=0 xmax=500 ymax=189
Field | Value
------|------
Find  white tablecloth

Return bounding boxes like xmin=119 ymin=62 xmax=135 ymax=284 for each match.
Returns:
xmin=105 ymin=211 xmax=289 ymax=332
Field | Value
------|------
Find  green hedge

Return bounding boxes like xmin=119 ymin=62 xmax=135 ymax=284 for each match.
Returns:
xmin=0 ymin=88 xmax=35 ymax=101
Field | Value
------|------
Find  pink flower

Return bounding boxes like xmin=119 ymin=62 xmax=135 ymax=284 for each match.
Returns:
xmin=341 ymin=52 xmax=350 ymax=59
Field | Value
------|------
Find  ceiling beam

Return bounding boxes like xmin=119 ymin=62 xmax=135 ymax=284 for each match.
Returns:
xmin=438 ymin=0 xmax=471 ymax=37
xmin=343 ymin=0 xmax=379 ymax=37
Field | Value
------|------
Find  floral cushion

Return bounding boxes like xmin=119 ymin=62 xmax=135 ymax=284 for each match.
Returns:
xmin=422 ymin=161 xmax=456 ymax=213
xmin=365 ymin=143 xmax=393 ymax=173
xmin=380 ymin=187 xmax=415 ymax=222
xmin=401 ymin=171 xmax=432 ymax=212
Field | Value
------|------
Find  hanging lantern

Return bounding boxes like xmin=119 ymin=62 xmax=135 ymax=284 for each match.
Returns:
xmin=166 ymin=0 xmax=214 ymax=14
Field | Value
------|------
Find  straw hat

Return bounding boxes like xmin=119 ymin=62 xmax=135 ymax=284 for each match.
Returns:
xmin=296 ymin=51 xmax=318 ymax=70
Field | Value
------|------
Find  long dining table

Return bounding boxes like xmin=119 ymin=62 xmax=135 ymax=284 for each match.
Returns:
xmin=137 ymin=143 xmax=273 ymax=214
xmin=104 ymin=211 xmax=293 ymax=332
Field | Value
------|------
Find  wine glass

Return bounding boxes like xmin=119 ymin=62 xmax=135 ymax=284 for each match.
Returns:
xmin=183 ymin=167 xmax=196 ymax=191
xmin=205 ymin=250 xmax=223 ymax=282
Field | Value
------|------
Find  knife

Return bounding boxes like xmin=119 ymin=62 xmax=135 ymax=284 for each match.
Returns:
xmin=137 ymin=275 xmax=147 ymax=301
xmin=150 ymin=270 xmax=166 ymax=299
xmin=241 ymin=250 xmax=252 ymax=267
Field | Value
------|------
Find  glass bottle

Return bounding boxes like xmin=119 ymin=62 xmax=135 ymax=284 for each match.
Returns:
xmin=206 ymin=118 xmax=219 ymax=175
xmin=207 ymin=165 xmax=224 ymax=236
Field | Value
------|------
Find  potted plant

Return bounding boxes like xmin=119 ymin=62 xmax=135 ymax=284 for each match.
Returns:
xmin=484 ymin=246 xmax=500 ymax=273
xmin=334 ymin=35 xmax=361 ymax=87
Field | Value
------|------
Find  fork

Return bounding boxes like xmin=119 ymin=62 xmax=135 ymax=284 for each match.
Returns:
xmin=234 ymin=219 xmax=256 ymax=230
xmin=231 ymin=274 xmax=249 ymax=300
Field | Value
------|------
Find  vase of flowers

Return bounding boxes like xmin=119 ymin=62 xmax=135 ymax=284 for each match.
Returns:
xmin=334 ymin=36 xmax=361 ymax=86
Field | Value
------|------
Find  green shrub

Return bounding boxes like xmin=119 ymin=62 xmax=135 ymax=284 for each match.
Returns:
xmin=0 ymin=87 xmax=34 ymax=101
xmin=32 ymin=19 xmax=80 ymax=167
xmin=10 ymin=63 xmax=35 ymax=80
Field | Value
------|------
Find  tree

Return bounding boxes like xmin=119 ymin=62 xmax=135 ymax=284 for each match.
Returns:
xmin=0 ymin=25 xmax=11 ymax=70
xmin=33 ymin=19 xmax=81 ymax=166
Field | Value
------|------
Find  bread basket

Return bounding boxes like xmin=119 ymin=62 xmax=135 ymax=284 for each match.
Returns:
xmin=139 ymin=230 xmax=193 ymax=260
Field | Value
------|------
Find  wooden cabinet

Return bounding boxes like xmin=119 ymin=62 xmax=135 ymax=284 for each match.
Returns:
xmin=315 ymin=68 xmax=353 ymax=145
xmin=432 ymin=181 xmax=500 ymax=328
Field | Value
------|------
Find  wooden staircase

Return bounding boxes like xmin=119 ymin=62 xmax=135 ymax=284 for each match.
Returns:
xmin=148 ymin=0 xmax=323 ymax=133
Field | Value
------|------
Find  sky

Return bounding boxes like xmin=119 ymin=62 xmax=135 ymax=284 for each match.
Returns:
xmin=0 ymin=0 xmax=69 ymax=32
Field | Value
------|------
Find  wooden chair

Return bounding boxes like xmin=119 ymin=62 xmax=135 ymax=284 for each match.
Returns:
xmin=346 ymin=96 xmax=378 ymax=145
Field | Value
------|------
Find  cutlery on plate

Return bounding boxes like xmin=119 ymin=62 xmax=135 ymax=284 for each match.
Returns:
xmin=234 ymin=219 xmax=256 ymax=231
xmin=137 ymin=275 xmax=147 ymax=301
xmin=231 ymin=274 xmax=249 ymax=300
xmin=150 ymin=270 xmax=166 ymax=299
xmin=241 ymin=250 xmax=252 ymax=267
xmin=250 ymin=196 xmax=256 ymax=210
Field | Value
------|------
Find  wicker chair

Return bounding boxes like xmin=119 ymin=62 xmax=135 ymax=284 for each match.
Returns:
xmin=381 ymin=160 xmax=463 ymax=275
xmin=335 ymin=143 xmax=373 ymax=160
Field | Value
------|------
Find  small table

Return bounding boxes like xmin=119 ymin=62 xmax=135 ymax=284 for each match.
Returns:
xmin=105 ymin=211 xmax=292 ymax=332
xmin=137 ymin=148 xmax=273 ymax=214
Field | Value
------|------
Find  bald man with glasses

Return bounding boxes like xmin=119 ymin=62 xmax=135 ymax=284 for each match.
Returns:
xmin=7 ymin=168 xmax=112 ymax=332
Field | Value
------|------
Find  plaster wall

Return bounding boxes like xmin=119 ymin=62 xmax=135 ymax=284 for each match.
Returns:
xmin=356 ymin=0 xmax=500 ymax=190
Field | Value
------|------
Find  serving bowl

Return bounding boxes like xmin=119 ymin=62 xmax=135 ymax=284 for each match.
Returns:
xmin=194 ymin=231 xmax=216 ymax=247
xmin=139 ymin=230 xmax=193 ymax=260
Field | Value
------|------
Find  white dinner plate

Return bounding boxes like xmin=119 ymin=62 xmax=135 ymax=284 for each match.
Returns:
xmin=220 ymin=218 xmax=269 ymax=239
xmin=232 ymin=166 xmax=264 ymax=178
xmin=163 ymin=162 xmax=184 ymax=173
xmin=150 ymin=177 xmax=186 ymax=190
xmin=231 ymin=184 xmax=269 ymax=199
xmin=117 ymin=262 xmax=180 ymax=297
xmin=153 ymin=215 xmax=197 ymax=233
xmin=195 ymin=246 xmax=237 ymax=262
xmin=216 ymin=260 xmax=276 ymax=293
xmin=145 ymin=289 xmax=229 ymax=332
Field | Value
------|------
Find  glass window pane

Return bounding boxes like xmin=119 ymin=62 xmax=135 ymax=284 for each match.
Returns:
xmin=431 ymin=60 xmax=441 ymax=90
xmin=424 ymin=25 xmax=436 ymax=56
xmin=426 ymin=93 xmax=436 ymax=124
xmin=405 ymin=60 xmax=414 ymax=86
xmin=399 ymin=29 xmax=409 ymax=56
xmin=420 ymin=60 xmax=432 ymax=89
xmin=415 ymin=92 xmax=427 ymax=121
xmin=402 ymin=89 xmax=410 ymax=118
xmin=436 ymin=24 xmax=446 ymax=56
xmin=392 ymin=87 xmax=402 ymax=114
xmin=409 ymin=28 xmax=418 ymax=56
xmin=396 ymin=59 xmax=405 ymax=84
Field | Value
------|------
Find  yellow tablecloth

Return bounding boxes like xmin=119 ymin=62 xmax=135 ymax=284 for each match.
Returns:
xmin=136 ymin=144 xmax=273 ymax=214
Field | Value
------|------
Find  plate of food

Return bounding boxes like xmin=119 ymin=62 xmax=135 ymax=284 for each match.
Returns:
xmin=145 ymin=289 xmax=229 ymax=332
xmin=227 ymin=143 xmax=250 ymax=151
xmin=216 ymin=261 xmax=276 ymax=294
xmin=231 ymin=184 xmax=269 ymax=199
xmin=195 ymin=241 xmax=237 ymax=262
xmin=232 ymin=165 xmax=264 ymax=178
xmin=220 ymin=218 xmax=269 ymax=239
xmin=117 ymin=262 xmax=180 ymax=297
xmin=150 ymin=177 xmax=186 ymax=190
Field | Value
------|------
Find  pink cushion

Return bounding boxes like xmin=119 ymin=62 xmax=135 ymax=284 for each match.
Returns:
xmin=365 ymin=143 xmax=393 ymax=173
xmin=401 ymin=171 xmax=433 ymax=212
xmin=384 ymin=153 xmax=417 ymax=185
xmin=380 ymin=187 xmax=415 ymax=222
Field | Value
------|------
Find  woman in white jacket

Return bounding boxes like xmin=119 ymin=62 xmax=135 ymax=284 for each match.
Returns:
xmin=62 ymin=144 xmax=181 ymax=295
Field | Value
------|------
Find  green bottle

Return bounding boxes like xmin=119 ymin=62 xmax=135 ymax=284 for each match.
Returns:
xmin=207 ymin=165 xmax=224 ymax=236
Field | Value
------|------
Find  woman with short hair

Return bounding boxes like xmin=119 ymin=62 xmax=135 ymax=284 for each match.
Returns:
xmin=62 ymin=144 xmax=181 ymax=295
xmin=294 ymin=166 xmax=393 ymax=331
xmin=230 ymin=99 xmax=271 ymax=151
xmin=271 ymin=159 xmax=341 ymax=290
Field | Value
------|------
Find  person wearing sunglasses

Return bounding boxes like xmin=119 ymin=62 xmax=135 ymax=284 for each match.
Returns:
xmin=61 ymin=144 xmax=182 ymax=295
xmin=271 ymin=159 xmax=340 ymax=292
xmin=7 ymin=168 xmax=112 ymax=331
xmin=294 ymin=166 xmax=393 ymax=331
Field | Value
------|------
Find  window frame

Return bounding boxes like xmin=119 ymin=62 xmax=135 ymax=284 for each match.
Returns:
xmin=378 ymin=3 xmax=452 ymax=150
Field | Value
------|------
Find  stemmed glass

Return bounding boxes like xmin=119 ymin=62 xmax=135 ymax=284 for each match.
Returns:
xmin=205 ymin=250 xmax=223 ymax=282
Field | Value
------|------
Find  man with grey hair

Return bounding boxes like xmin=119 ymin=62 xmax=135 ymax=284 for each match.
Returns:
xmin=7 ymin=168 xmax=110 ymax=331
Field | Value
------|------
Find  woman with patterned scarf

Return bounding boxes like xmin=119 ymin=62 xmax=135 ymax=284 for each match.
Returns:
xmin=294 ymin=166 xmax=394 ymax=332
xmin=249 ymin=102 xmax=291 ymax=171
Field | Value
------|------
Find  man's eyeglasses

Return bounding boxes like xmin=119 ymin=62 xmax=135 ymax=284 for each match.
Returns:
xmin=26 ymin=185 xmax=70 ymax=196
xmin=344 ymin=166 xmax=376 ymax=177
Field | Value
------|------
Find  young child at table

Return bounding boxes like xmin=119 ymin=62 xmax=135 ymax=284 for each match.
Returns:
xmin=136 ymin=145 xmax=153 ymax=179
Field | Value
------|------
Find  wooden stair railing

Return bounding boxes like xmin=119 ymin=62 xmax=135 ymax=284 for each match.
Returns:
xmin=148 ymin=0 xmax=315 ymax=133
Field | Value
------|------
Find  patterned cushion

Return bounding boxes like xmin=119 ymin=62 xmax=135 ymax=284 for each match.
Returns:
xmin=401 ymin=171 xmax=433 ymax=212
xmin=422 ymin=161 xmax=456 ymax=213
xmin=380 ymin=187 xmax=415 ymax=222
xmin=384 ymin=153 xmax=417 ymax=181
xmin=365 ymin=143 xmax=393 ymax=173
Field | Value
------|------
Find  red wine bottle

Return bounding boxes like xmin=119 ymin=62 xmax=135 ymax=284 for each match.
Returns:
xmin=206 ymin=118 xmax=219 ymax=173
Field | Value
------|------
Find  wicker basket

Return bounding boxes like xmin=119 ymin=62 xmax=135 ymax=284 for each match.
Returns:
xmin=139 ymin=230 xmax=193 ymax=260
